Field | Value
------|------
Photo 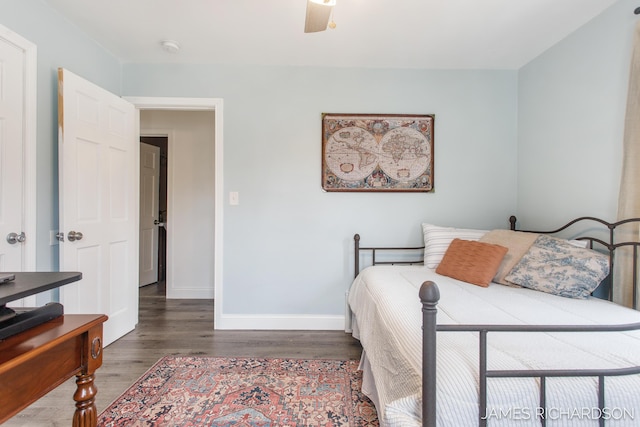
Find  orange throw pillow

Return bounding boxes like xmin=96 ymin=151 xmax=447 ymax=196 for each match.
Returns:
xmin=435 ymin=238 xmax=508 ymax=287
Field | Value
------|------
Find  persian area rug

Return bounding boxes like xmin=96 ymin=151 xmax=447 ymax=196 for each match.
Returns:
xmin=98 ymin=356 xmax=379 ymax=426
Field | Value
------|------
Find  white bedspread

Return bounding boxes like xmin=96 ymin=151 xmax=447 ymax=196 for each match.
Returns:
xmin=348 ymin=265 xmax=640 ymax=426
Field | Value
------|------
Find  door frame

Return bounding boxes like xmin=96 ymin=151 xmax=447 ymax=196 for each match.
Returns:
xmin=124 ymin=97 xmax=223 ymax=327
xmin=0 ymin=25 xmax=36 ymax=281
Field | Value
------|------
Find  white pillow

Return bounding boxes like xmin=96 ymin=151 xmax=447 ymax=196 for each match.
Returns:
xmin=421 ymin=223 xmax=488 ymax=268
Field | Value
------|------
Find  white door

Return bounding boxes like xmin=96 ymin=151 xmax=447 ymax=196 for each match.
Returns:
xmin=0 ymin=25 xmax=36 ymax=305
xmin=58 ymin=68 xmax=138 ymax=346
xmin=139 ymin=142 xmax=160 ymax=286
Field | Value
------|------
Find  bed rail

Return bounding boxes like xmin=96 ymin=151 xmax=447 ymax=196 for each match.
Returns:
xmin=353 ymin=233 xmax=424 ymax=279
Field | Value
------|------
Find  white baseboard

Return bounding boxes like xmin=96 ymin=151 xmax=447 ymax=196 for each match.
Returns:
xmin=215 ymin=314 xmax=345 ymax=330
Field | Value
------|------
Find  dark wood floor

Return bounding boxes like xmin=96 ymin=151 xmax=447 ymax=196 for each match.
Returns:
xmin=5 ymin=282 xmax=363 ymax=426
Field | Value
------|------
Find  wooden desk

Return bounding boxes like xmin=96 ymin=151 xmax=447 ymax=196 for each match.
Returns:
xmin=0 ymin=314 xmax=108 ymax=427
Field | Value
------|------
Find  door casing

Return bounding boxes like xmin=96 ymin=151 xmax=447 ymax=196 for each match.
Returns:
xmin=124 ymin=97 xmax=223 ymax=327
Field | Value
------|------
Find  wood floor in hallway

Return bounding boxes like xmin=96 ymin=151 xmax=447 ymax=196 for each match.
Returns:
xmin=4 ymin=282 xmax=363 ymax=426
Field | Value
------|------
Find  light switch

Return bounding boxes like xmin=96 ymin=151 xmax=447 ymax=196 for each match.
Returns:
xmin=229 ymin=191 xmax=239 ymax=205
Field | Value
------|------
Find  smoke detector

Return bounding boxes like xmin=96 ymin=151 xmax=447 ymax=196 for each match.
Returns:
xmin=160 ymin=40 xmax=180 ymax=54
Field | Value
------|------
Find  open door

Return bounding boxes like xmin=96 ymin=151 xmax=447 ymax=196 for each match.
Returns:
xmin=139 ymin=142 xmax=160 ymax=286
xmin=0 ymin=25 xmax=36 ymax=306
xmin=58 ymin=68 xmax=138 ymax=345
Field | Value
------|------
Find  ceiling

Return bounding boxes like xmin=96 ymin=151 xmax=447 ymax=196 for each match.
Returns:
xmin=44 ymin=0 xmax=619 ymax=69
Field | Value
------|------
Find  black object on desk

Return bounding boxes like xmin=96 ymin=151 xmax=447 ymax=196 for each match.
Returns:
xmin=0 ymin=272 xmax=82 ymax=340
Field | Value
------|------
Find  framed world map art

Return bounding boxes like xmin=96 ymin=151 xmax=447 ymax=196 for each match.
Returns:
xmin=321 ymin=113 xmax=434 ymax=192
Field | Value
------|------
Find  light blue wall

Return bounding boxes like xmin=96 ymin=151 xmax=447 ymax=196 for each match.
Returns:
xmin=517 ymin=0 xmax=635 ymax=229
xmin=123 ymin=65 xmax=518 ymax=315
xmin=0 ymin=0 xmax=122 ymax=275
xmin=7 ymin=0 xmax=631 ymax=319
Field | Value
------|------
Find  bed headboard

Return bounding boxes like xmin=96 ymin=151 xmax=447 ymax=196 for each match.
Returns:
xmin=354 ymin=215 xmax=640 ymax=307
xmin=509 ymin=215 xmax=640 ymax=307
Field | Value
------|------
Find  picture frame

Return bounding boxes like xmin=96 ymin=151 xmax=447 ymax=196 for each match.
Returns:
xmin=321 ymin=113 xmax=434 ymax=192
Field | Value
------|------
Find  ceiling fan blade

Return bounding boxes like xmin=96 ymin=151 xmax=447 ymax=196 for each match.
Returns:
xmin=304 ymin=0 xmax=333 ymax=33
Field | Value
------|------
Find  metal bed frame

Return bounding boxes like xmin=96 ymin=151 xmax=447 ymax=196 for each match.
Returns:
xmin=353 ymin=215 xmax=640 ymax=427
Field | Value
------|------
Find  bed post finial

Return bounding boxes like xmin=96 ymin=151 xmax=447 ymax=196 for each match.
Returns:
xmin=420 ymin=281 xmax=440 ymax=304
xmin=420 ymin=281 xmax=439 ymax=427
xmin=509 ymin=215 xmax=517 ymax=230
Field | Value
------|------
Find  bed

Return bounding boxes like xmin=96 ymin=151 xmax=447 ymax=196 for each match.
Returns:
xmin=348 ymin=216 xmax=640 ymax=427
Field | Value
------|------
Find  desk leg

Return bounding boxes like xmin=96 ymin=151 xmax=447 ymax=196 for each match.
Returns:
xmin=73 ymin=373 xmax=97 ymax=427
xmin=73 ymin=324 xmax=103 ymax=427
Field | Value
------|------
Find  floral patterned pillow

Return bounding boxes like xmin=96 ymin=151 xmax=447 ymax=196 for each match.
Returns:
xmin=504 ymin=235 xmax=609 ymax=299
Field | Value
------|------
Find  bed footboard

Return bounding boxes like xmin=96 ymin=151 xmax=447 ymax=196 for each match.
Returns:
xmin=419 ymin=281 xmax=640 ymax=427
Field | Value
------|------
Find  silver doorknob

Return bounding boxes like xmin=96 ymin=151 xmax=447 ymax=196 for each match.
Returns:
xmin=6 ymin=232 xmax=26 ymax=244
xmin=67 ymin=231 xmax=83 ymax=242
xmin=154 ymin=220 xmax=165 ymax=227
